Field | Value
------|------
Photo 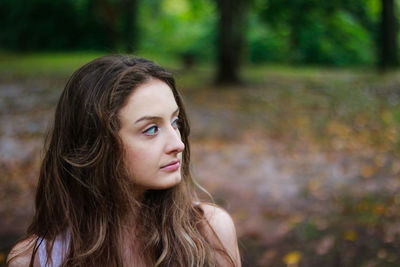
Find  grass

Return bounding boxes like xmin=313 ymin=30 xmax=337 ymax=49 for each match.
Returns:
xmin=0 ymin=51 xmax=107 ymax=77
xmin=0 ymin=50 xmax=183 ymax=78
xmin=0 ymin=50 xmax=381 ymax=78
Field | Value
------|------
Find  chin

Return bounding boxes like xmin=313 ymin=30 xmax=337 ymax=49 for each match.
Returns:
xmin=158 ymin=174 xmax=182 ymax=189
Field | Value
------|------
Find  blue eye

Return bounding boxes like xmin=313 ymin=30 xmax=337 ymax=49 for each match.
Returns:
xmin=172 ymin=118 xmax=180 ymax=128
xmin=143 ymin=126 xmax=158 ymax=135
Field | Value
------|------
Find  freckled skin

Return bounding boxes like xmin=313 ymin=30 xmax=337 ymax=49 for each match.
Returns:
xmin=118 ymin=79 xmax=185 ymax=191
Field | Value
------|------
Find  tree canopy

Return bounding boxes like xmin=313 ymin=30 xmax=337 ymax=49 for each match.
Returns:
xmin=0 ymin=0 xmax=398 ymax=70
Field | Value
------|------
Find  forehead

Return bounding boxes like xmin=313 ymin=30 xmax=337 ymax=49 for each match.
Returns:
xmin=119 ymin=79 xmax=178 ymax=119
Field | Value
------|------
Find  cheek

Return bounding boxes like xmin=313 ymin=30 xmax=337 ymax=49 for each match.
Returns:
xmin=124 ymin=144 xmax=159 ymax=172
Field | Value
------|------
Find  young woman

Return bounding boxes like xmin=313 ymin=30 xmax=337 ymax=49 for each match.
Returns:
xmin=7 ymin=55 xmax=241 ymax=266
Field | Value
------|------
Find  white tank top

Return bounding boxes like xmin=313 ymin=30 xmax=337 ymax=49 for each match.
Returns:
xmin=38 ymin=233 xmax=70 ymax=267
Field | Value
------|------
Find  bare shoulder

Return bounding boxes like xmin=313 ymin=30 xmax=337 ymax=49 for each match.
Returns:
xmin=200 ymin=204 xmax=236 ymax=240
xmin=200 ymin=203 xmax=241 ymax=266
xmin=7 ymin=236 xmax=40 ymax=267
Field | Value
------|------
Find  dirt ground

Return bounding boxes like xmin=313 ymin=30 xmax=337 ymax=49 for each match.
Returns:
xmin=1 ymin=71 xmax=400 ymax=266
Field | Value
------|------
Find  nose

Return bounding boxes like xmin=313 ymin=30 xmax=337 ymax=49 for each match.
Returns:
xmin=165 ymin=126 xmax=185 ymax=154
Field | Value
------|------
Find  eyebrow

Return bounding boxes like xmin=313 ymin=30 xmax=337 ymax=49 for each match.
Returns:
xmin=134 ymin=108 xmax=180 ymax=124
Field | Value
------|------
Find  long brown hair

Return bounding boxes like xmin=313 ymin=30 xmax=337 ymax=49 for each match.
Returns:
xmin=11 ymin=55 xmax=234 ymax=266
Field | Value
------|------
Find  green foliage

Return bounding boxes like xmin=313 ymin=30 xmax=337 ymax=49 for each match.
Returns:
xmin=0 ymin=0 xmax=394 ymax=66
xmin=324 ymin=11 xmax=373 ymax=65
xmin=0 ymin=0 xmax=80 ymax=50
xmin=0 ymin=0 xmax=131 ymax=51
xmin=248 ymin=13 xmax=290 ymax=63
xmin=258 ymin=0 xmax=377 ymax=66
xmin=139 ymin=0 xmax=217 ymax=63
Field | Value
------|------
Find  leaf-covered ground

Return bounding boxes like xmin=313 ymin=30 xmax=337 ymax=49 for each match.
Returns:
xmin=1 ymin=65 xmax=400 ymax=266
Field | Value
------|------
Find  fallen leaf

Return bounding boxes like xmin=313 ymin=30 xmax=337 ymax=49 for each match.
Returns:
xmin=360 ymin=165 xmax=375 ymax=179
xmin=377 ymin=249 xmax=387 ymax=259
xmin=344 ymin=230 xmax=357 ymax=242
xmin=283 ymin=250 xmax=302 ymax=266
xmin=373 ymin=203 xmax=385 ymax=215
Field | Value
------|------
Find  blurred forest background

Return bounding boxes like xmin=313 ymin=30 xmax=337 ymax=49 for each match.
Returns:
xmin=1 ymin=0 xmax=400 ymax=266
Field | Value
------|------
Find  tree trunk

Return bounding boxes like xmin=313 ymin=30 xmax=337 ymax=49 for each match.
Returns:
xmin=215 ymin=0 xmax=246 ymax=84
xmin=379 ymin=0 xmax=398 ymax=70
xmin=288 ymin=14 xmax=303 ymax=63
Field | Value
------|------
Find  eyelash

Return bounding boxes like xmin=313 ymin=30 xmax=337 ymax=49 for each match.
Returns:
xmin=143 ymin=117 xmax=180 ymax=136
xmin=143 ymin=125 xmax=159 ymax=135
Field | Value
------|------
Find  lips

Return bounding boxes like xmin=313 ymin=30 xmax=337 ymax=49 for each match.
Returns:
xmin=160 ymin=160 xmax=180 ymax=172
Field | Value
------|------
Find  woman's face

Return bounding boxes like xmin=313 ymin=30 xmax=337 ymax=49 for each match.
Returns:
xmin=118 ymin=79 xmax=185 ymax=192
